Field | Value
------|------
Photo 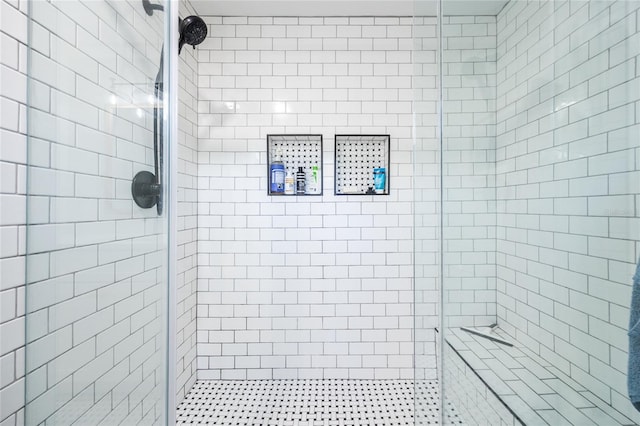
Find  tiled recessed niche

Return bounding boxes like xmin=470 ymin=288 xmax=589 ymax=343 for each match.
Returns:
xmin=334 ymin=135 xmax=390 ymax=196
xmin=267 ymin=134 xmax=323 ymax=196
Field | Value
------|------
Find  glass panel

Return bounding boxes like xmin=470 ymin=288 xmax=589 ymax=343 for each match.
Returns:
xmin=413 ymin=1 xmax=441 ymax=424
xmin=25 ymin=0 xmax=171 ymax=423
xmin=440 ymin=0 xmax=640 ymax=424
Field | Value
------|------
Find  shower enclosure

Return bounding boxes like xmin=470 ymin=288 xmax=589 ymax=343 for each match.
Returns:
xmin=23 ymin=0 xmax=175 ymax=423
xmin=432 ymin=0 xmax=640 ymax=425
xmin=8 ymin=0 xmax=639 ymax=424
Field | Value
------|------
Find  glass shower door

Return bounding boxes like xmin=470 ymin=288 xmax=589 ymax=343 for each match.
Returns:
xmin=25 ymin=0 xmax=172 ymax=424
xmin=412 ymin=0 xmax=441 ymax=424
xmin=439 ymin=0 xmax=640 ymax=424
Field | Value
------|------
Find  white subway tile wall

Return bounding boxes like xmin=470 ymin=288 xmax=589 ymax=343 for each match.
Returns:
xmin=443 ymin=16 xmax=498 ymax=327
xmin=0 ymin=0 xmax=27 ymax=424
xmin=4 ymin=0 xmax=170 ymax=424
xmin=495 ymin=1 xmax=640 ymax=422
xmin=196 ymin=16 xmax=435 ymax=380
xmin=176 ymin=0 xmax=200 ymax=405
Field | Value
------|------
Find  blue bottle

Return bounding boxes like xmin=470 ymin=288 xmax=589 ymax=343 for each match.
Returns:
xmin=270 ymin=149 xmax=285 ymax=194
xmin=373 ymin=167 xmax=386 ymax=194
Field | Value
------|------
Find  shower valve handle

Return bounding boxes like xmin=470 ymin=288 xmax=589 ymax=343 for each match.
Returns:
xmin=136 ymin=182 xmax=161 ymax=196
xmin=131 ymin=171 xmax=161 ymax=209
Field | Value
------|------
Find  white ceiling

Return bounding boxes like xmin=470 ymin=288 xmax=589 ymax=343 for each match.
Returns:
xmin=190 ymin=0 xmax=509 ymax=17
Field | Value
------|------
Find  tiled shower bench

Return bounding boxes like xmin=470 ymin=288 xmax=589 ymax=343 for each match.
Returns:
xmin=444 ymin=327 xmax=636 ymax=426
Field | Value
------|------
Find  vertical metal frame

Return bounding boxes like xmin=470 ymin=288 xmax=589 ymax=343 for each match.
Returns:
xmin=436 ymin=0 xmax=445 ymax=423
xmin=166 ymin=0 xmax=179 ymax=424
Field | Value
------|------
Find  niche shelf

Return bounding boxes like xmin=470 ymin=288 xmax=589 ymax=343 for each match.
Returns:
xmin=334 ymin=134 xmax=390 ymax=196
xmin=267 ymin=134 xmax=323 ymax=196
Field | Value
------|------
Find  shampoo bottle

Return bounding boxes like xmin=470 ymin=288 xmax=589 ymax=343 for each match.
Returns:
xmin=373 ymin=167 xmax=386 ymax=194
xmin=269 ymin=149 xmax=285 ymax=194
xmin=306 ymin=165 xmax=320 ymax=194
xmin=296 ymin=166 xmax=306 ymax=194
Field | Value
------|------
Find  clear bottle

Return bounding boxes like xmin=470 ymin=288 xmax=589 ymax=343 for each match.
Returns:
xmin=270 ymin=149 xmax=285 ymax=194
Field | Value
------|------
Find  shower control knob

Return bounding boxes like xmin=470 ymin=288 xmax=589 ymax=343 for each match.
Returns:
xmin=131 ymin=170 xmax=161 ymax=209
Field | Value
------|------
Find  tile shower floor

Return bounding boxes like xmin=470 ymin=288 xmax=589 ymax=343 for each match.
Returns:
xmin=177 ymin=379 xmax=464 ymax=425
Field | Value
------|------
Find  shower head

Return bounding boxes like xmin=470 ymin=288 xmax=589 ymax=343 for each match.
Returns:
xmin=179 ymin=16 xmax=207 ymax=55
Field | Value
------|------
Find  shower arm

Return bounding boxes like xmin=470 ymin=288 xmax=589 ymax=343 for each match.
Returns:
xmin=142 ymin=0 xmax=164 ymax=15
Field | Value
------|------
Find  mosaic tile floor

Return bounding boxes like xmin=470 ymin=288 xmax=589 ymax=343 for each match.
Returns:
xmin=177 ymin=379 xmax=464 ymax=425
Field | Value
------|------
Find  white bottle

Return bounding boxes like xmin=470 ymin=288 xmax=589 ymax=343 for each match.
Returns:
xmin=284 ymin=172 xmax=295 ymax=195
xmin=306 ymin=165 xmax=320 ymax=194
